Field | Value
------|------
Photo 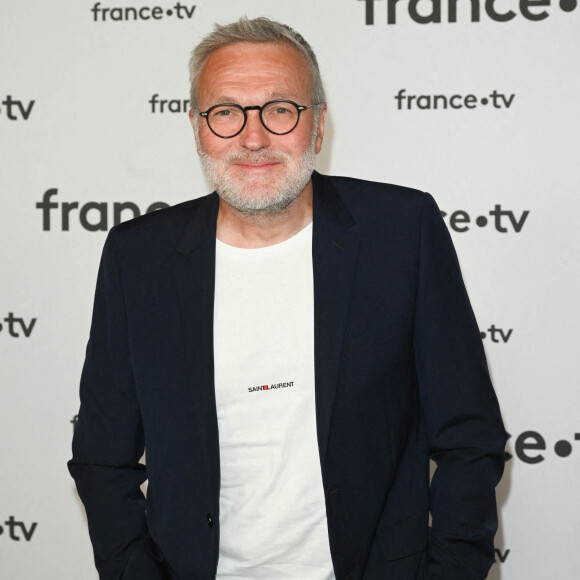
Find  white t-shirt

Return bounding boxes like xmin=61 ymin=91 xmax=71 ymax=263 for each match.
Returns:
xmin=213 ymin=223 xmax=335 ymax=579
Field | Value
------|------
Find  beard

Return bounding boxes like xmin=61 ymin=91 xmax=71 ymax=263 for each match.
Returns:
xmin=198 ymin=133 xmax=318 ymax=216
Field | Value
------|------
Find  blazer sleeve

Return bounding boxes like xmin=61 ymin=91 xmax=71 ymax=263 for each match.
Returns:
xmin=68 ymin=229 xmax=168 ymax=580
xmin=413 ymin=193 xmax=507 ymax=580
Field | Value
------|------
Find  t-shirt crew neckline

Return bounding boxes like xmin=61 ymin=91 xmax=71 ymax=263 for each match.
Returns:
xmin=215 ymin=221 xmax=313 ymax=258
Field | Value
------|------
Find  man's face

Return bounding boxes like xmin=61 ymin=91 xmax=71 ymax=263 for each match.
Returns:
xmin=189 ymin=42 xmax=326 ymax=215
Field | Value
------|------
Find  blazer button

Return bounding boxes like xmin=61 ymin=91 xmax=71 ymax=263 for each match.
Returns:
xmin=207 ymin=513 xmax=214 ymax=528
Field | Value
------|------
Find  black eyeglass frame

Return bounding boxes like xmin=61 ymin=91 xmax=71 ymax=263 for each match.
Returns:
xmin=197 ymin=100 xmax=320 ymax=139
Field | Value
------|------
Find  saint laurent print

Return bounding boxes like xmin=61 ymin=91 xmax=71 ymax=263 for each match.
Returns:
xmin=248 ymin=381 xmax=295 ymax=393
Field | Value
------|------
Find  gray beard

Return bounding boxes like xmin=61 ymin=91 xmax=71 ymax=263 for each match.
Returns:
xmin=198 ymin=138 xmax=317 ymax=216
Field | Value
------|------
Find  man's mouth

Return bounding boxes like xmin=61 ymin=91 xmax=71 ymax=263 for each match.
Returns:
xmin=234 ymin=161 xmax=279 ymax=168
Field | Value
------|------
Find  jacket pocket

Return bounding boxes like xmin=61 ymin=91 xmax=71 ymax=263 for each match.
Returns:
xmin=378 ymin=510 xmax=429 ymax=561
xmin=121 ymin=537 xmax=172 ymax=580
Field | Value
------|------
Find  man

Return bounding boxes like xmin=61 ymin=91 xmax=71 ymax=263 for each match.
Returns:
xmin=69 ymin=16 xmax=506 ymax=580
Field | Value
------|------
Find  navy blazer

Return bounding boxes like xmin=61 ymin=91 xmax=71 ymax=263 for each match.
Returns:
xmin=69 ymin=172 xmax=506 ymax=580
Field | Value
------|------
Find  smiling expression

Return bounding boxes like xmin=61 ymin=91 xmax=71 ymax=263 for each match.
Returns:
xmin=190 ymin=42 xmax=326 ymax=215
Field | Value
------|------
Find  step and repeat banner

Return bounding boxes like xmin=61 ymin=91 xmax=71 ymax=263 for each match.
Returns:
xmin=1 ymin=1 xmax=578 ymax=578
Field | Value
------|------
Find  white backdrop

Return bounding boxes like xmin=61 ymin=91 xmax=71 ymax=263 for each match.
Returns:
xmin=1 ymin=1 xmax=579 ymax=578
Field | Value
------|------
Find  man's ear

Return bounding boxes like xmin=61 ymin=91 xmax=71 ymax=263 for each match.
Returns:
xmin=314 ymin=105 xmax=327 ymax=155
xmin=189 ymin=109 xmax=201 ymax=155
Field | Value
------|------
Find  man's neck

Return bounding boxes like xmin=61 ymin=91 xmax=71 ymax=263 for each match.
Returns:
xmin=216 ymin=182 xmax=314 ymax=249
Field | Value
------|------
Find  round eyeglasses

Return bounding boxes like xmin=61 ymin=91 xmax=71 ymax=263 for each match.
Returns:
xmin=198 ymin=100 xmax=319 ymax=139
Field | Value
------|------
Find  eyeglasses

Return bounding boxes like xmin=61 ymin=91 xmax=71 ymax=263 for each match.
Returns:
xmin=198 ymin=100 xmax=319 ymax=139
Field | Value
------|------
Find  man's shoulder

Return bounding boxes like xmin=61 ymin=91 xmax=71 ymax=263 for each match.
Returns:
xmin=113 ymin=192 xmax=216 ymax=233
xmin=323 ymin=173 xmax=426 ymax=204
xmin=107 ymin=191 xmax=218 ymax=253
xmin=317 ymin=172 xmax=433 ymax=229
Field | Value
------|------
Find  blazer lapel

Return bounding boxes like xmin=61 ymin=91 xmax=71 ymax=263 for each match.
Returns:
xmin=312 ymin=172 xmax=359 ymax=476
xmin=172 ymin=194 xmax=221 ymax=450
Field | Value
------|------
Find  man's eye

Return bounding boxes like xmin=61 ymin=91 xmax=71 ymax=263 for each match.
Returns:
xmin=274 ymin=106 xmax=291 ymax=115
xmin=210 ymin=107 xmax=242 ymax=121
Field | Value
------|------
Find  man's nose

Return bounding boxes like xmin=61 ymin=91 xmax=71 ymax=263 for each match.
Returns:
xmin=238 ymin=110 xmax=271 ymax=150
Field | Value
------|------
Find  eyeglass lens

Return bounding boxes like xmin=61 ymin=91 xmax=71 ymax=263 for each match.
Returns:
xmin=207 ymin=101 xmax=299 ymax=137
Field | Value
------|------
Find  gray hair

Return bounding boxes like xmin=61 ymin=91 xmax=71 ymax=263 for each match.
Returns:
xmin=188 ymin=16 xmax=326 ymax=111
